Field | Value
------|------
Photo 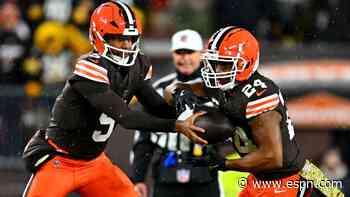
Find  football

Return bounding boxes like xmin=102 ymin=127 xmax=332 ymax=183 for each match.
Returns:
xmin=194 ymin=111 xmax=235 ymax=144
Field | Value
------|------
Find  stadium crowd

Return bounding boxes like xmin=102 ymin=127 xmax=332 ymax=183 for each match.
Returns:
xmin=0 ymin=0 xmax=349 ymax=86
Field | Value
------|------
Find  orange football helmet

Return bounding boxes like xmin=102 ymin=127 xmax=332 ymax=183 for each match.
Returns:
xmin=201 ymin=26 xmax=260 ymax=90
xmin=89 ymin=1 xmax=142 ymax=66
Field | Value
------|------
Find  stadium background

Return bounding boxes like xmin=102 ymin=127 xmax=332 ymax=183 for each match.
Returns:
xmin=0 ymin=0 xmax=349 ymax=196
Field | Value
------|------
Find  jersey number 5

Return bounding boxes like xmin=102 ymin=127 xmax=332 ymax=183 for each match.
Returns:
xmin=92 ymin=113 xmax=116 ymax=142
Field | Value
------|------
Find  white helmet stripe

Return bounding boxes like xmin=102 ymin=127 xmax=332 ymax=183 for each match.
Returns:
xmin=115 ymin=1 xmax=135 ymax=27
xmin=210 ymin=26 xmax=233 ymax=50
xmin=208 ymin=30 xmax=221 ymax=49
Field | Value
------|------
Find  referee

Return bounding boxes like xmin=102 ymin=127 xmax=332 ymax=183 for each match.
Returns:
xmin=130 ymin=29 xmax=221 ymax=197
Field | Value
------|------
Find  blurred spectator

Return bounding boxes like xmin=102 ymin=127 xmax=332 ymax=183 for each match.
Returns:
xmin=213 ymin=0 xmax=280 ymax=39
xmin=32 ymin=21 xmax=71 ymax=84
xmin=21 ymin=0 xmax=97 ymax=33
xmin=332 ymin=130 xmax=350 ymax=171
xmin=320 ymin=148 xmax=349 ymax=194
xmin=137 ymin=0 xmax=213 ymax=38
xmin=20 ymin=0 xmax=45 ymax=31
xmin=0 ymin=2 xmax=31 ymax=84
xmin=334 ymin=129 xmax=350 ymax=195
xmin=28 ymin=20 xmax=91 ymax=85
xmin=43 ymin=0 xmax=73 ymax=23
xmin=0 ymin=2 xmax=31 ymax=157
xmin=137 ymin=0 xmax=174 ymax=38
xmin=268 ymin=0 xmax=350 ymax=43
xmin=212 ymin=0 xmax=350 ymax=43
xmin=171 ymin=0 xmax=213 ymax=37
xmin=320 ymin=148 xmax=348 ymax=181
xmin=71 ymin=0 xmax=95 ymax=31
xmin=309 ymin=0 xmax=350 ymax=41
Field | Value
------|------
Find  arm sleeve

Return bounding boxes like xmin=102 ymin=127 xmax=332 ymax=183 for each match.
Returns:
xmin=135 ymin=80 xmax=177 ymax=119
xmin=71 ymin=79 xmax=177 ymax=132
xmin=130 ymin=131 xmax=156 ymax=182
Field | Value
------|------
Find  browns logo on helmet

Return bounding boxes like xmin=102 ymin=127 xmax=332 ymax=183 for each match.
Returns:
xmin=89 ymin=1 xmax=142 ymax=66
xmin=201 ymin=26 xmax=259 ymax=90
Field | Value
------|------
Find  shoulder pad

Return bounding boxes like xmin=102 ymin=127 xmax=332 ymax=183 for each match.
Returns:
xmin=73 ymin=56 xmax=109 ymax=84
xmin=78 ymin=52 xmax=101 ymax=64
xmin=240 ymin=74 xmax=281 ymax=119
xmin=246 ymin=93 xmax=280 ymax=119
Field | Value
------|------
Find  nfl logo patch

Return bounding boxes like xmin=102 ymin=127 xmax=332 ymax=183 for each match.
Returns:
xmin=176 ymin=168 xmax=190 ymax=183
xmin=180 ymin=35 xmax=188 ymax=42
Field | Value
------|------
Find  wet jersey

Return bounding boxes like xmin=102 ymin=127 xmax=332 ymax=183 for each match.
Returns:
xmin=212 ymin=72 xmax=305 ymax=178
xmin=30 ymin=52 xmax=176 ymax=160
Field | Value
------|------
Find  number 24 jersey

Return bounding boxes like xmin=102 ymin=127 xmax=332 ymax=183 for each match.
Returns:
xmin=213 ymin=72 xmax=305 ymax=177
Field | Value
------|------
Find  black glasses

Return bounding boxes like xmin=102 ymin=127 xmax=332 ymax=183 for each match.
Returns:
xmin=104 ymin=34 xmax=139 ymax=43
xmin=174 ymin=49 xmax=196 ymax=55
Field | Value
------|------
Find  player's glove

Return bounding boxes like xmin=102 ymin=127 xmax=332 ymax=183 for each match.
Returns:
xmin=173 ymin=89 xmax=199 ymax=114
xmin=187 ymin=155 xmax=227 ymax=172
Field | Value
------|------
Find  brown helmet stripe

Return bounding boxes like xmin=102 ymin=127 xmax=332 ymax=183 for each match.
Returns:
xmin=113 ymin=1 xmax=136 ymax=29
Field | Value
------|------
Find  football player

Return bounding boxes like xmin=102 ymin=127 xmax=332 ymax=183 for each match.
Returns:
xmin=192 ymin=26 xmax=343 ymax=196
xmin=22 ymin=2 xmax=206 ymax=197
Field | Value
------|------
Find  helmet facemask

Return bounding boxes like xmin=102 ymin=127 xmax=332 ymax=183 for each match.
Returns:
xmin=201 ymin=50 xmax=248 ymax=91
xmin=92 ymin=29 xmax=140 ymax=67
xmin=102 ymin=34 xmax=140 ymax=67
